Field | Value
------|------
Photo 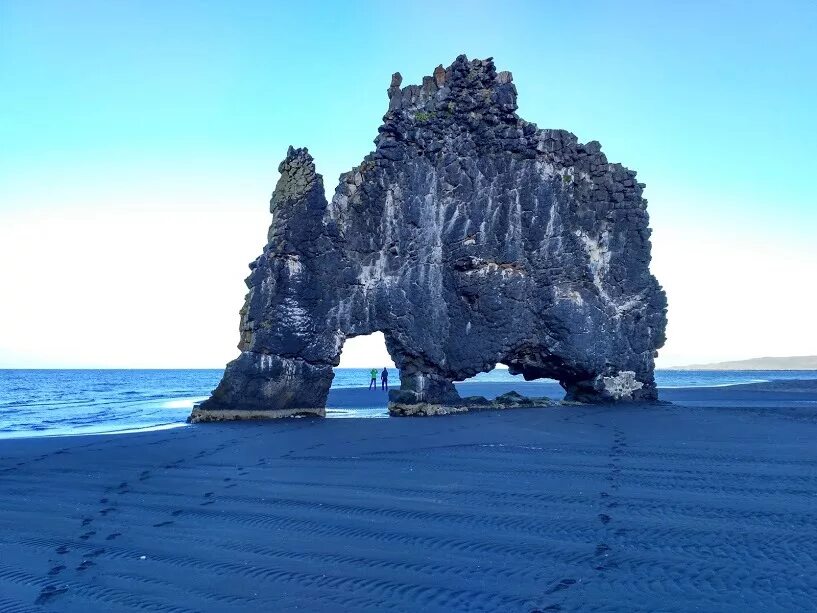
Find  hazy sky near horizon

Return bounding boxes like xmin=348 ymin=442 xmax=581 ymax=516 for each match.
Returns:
xmin=1 ymin=0 xmax=815 ymax=370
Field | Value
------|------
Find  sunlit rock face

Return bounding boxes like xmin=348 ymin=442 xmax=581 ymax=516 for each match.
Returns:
xmin=192 ymin=55 xmax=667 ymax=421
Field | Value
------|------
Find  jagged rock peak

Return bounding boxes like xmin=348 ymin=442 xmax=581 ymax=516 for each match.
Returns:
xmin=271 ymin=147 xmax=322 ymax=210
xmin=384 ymin=54 xmax=517 ymax=123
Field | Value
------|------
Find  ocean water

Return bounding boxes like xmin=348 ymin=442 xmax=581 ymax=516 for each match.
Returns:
xmin=1 ymin=368 xmax=816 ymax=439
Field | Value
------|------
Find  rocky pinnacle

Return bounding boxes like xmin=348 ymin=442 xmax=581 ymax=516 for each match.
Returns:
xmin=191 ymin=55 xmax=668 ymax=421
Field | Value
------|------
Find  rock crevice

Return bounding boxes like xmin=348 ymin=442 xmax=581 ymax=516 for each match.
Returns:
xmin=191 ymin=55 xmax=667 ymax=422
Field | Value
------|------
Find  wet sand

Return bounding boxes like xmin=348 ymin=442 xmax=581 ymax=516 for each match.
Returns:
xmin=1 ymin=381 xmax=816 ymax=611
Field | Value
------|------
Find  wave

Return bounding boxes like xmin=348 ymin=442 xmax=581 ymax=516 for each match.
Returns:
xmin=660 ymin=379 xmax=769 ymax=389
xmin=161 ymin=397 xmax=209 ymax=409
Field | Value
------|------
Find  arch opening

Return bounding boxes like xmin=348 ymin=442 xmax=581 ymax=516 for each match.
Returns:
xmin=326 ymin=332 xmax=397 ymax=418
xmin=456 ymin=363 xmax=564 ymax=403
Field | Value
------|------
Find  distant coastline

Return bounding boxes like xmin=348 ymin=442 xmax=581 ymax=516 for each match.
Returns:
xmin=675 ymin=355 xmax=817 ymax=371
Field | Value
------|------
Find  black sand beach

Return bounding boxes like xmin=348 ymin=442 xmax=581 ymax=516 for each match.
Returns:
xmin=2 ymin=381 xmax=816 ymax=612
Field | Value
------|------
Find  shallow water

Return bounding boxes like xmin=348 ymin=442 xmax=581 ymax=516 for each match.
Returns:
xmin=2 ymin=368 xmax=816 ymax=438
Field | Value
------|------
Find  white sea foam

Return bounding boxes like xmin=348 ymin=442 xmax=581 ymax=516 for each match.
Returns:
xmin=659 ymin=378 xmax=768 ymax=389
xmin=0 ymin=421 xmax=188 ymax=440
xmin=161 ymin=397 xmax=209 ymax=409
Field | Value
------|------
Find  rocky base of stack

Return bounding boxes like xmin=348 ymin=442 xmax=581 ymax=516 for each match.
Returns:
xmin=188 ymin=406 xmax=325 ymax=423
xmin=389 ymin=391 xmax=558 ymax=417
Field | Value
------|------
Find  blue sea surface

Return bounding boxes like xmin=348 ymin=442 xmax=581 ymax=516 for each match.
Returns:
xmin=1 ymin=368 xmax=816 ymax=438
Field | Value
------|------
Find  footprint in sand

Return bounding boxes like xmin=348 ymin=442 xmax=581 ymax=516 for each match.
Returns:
xmin=171 ymin=510 xmax=183 ymax=516
xmin=55 ymin=545 xmax=70 ymax=554
xmin=138 ymin=470 xmax=151 ymax=481
xmin=200 ymin=500 xmax=215 ymax=506
xmin=76 ymin=560 xmax=95 ymax=571
xmin=99 ymin=507 xmax=116 ymax=516
xmin=81 ymin=517 xmax=93 ymax=527
xmin=35 ymin=585 xmax=68 ymax=605
xmin=153 ymin=520 xmax=174 ymax=528
xmin=79 ymin=531 xmax=96 ymax=540
xmin=596 ymin=558 xmax=619 ymax=572
xmin=105 ymin=532 xmax=122 ymax=541
xmin=598 ymin=513 xmax=611 ymax=525
xmin=47 ymin=565 xmax=65 ymax=576
xmin=545 ymin=578 xmax=576 ymax=595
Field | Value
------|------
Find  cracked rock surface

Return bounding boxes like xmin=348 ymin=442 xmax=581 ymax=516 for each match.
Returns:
xmin=192 ymin=55 xmax=667 ymax=421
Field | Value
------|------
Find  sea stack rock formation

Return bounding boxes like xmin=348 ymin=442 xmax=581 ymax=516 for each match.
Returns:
xmin=191 ymin=55 xmax=667 ymax=422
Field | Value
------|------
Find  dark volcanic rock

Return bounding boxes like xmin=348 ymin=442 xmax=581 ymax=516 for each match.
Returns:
xmin=388 ymin=391 xmax=556 ymax=417
xmin=191 ymin=55 xmax=667 ymax=422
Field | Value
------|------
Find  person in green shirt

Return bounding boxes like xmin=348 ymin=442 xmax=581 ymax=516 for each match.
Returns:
xmin=368 ymin=368 xmax=378 ymax=390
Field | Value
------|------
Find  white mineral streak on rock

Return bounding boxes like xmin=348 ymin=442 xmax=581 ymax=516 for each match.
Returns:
xmin=512 ymin=186 xmax=522 ymax=244
xmin=384 ymin=189 xmax=396 ymax=245
xmin=331 ymin=331 xmax=344 ymax=356
xmin=328 ymin=295 xmax=353 ymax=330
xmin=357 ymin=259 xmax=384 ymax=291
xmin=545 ymin=196 xmax=559 ymax=237
xmin=555 ymin=285 xmax=584 ymax=305
xmin=576 ymin=230 xmax=646 ymax=317
xmin=281 ymin=297 xmax=311 ymax=335
xmin=533 ymin=161 xmax=560 ymax=239
xmin=577 ymin=229 xmax=613 ymax=304
xmin=464 ymin=260 xmax=525 ymax=277
xmin=445 ymin=205 xmax=461 ymax=234
xmin=615 ymin=292 xmax=646 ymax=316
xmin=284 ymin=255 xmax=302 ymax=276
xmin=256 ymin=353 xmax=274 ymax=371
xmin=426 ymin=170 xmax=447 ymax=322
xmin=282 ymin=358 xmax=297 ymax=382
xmin=602 ymin=371 xmax=644 ymax=399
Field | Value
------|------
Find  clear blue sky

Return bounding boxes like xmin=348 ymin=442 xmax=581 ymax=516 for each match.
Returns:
xmin=1 ymin=1 xmax=815 ymax=368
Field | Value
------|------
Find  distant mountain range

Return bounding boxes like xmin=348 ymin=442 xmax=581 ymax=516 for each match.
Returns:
xmin=677 ymin=356 xmax=817 ymax=370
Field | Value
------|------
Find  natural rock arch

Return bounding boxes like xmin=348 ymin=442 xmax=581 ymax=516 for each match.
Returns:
xmin=191 ymin=55 xmax=667 ymax=422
